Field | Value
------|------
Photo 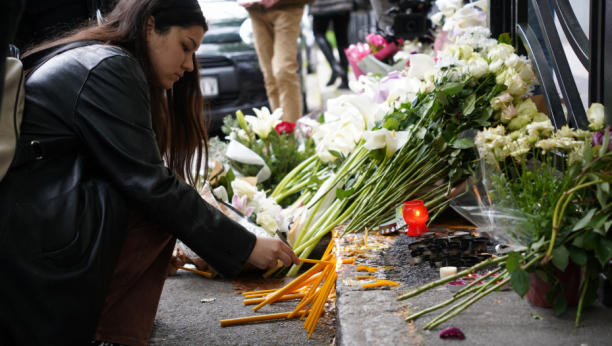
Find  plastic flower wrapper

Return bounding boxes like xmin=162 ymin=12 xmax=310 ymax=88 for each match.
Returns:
xmin=450 ymin=130 xmax=535 ymax=248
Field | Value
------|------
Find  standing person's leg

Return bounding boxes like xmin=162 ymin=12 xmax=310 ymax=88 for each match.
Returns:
xmin=249 ymin=9 xmax=280 ymax=111
xmin=93 ymin=210 xmax=176 ymax=346
xmin=312 ymin=15 xmax=345 ymax=87
xmin=332 ymin=12 xmax=351 ymax=89
xmin=272 ymin=7 xmax=304 ymax=123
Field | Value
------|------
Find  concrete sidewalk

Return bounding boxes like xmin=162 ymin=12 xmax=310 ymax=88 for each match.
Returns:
xmin=334 ymin=231 xmax=612 ymax=346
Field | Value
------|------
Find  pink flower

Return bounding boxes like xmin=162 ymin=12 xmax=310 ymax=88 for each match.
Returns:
xmin=232 ymin=194 xmax=254 ymax=217
xmin=366 ymin=33 xmax=386 ymax=47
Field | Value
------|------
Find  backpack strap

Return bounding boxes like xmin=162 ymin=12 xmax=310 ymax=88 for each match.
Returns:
xmin=12 ymin=41 xmax=101 ymax=166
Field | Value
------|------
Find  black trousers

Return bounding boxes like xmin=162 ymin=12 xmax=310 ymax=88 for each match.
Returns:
xmin=312 ymin=13 xmax=350 ymax=72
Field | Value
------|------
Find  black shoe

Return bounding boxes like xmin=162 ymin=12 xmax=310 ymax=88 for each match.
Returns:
xmin=327 ymin=64 xmax=346 ymax=87
xmin=315 ymin=35 xmax=345 ymax=87
xmin=338 ymin=76 xmax=350 ymax=89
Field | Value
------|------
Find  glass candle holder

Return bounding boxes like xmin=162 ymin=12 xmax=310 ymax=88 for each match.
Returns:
xmin=403 ymin=200 xmax=428 ymax=237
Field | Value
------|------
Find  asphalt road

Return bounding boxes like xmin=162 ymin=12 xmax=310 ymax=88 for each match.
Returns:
xmin=149 ymin=270 xmax=335 ymax=346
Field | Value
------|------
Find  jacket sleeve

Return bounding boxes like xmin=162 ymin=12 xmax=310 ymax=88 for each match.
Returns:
xmin=73 ymin=55 xmax=257 ymax=279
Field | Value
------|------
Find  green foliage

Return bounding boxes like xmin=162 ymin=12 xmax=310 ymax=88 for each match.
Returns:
xmin=220 ymin=115 xmax=316 ymax=206
xmin=511 ymin=270 xmax=530 ymax=298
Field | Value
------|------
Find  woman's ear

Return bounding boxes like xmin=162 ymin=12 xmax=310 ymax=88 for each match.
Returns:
xmin=146 ymin=15 xmax=155 ymax=39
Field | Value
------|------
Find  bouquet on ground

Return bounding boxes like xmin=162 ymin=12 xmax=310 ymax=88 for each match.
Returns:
xmin=212 ymin=172 xmax=304 ymax=238
xmin=221 ymin=107 xmax=315 ymax=205
xmin=398 ymin=104 xmax=611 ymax=329
xmin=269 ymin=23 xmax=540 ymax=277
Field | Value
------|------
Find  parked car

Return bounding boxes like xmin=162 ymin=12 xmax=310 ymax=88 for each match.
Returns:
xmin=197 ymin=0 xmax=269 ymax=133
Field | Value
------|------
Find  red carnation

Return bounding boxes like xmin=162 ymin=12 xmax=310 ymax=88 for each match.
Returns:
xmin=275 ymin=121 xmax=296 ymax=135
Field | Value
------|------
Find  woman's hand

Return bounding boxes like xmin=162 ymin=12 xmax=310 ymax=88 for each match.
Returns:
xmin=247 ymin=237 xmax=301 ymax=269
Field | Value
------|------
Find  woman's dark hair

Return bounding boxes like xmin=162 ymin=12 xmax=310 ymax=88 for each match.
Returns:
xmin=24 ymin=0 xmax=209 ymax=186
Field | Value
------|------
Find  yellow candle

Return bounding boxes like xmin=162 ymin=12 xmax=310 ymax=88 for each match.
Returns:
xmin=220 ymin=311 xmax=309 ymax=327
xmin=440 ymin=266 xmax=457 ymax=279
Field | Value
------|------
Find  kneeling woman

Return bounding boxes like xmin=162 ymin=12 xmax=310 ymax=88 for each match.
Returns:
xmin=0 ymin=0 xmax=299 ymax=345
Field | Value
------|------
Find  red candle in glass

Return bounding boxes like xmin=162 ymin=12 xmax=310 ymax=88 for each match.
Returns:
xmin=403 ymin=200 xmax=428 ymax=237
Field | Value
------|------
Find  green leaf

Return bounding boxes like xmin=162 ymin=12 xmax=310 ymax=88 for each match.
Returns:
xmin=498 ymin=33 xmax=512 ymax=45
xmin=587 ymin=212 xmax=610 ymax=231
xmin=335 ymin=187 xmax=354 ymax=201
xmin=432 ymin=134 xmax=446 ymax=151
xmin=414 ymin=127 xmax=427 ymax=139
xmin=551 ymin=245 xmax=570 ymax=271
xmin=226 ymin=168 xmax=236 ymax=183
xmin=605 ymin=219 xmax=612 ymax=233
xmin=553 ymin=295 xmax=568 ymax=316
xmin=329 ymin=150 xmax=342 ymax=158
xmin=535 ymin=269 xmax=548 ymax=283
xmin=531 ymin=313 xmax=543 ymax=320
xmin=511 ymin=270 xmax=530 ymax=298
xmin=435 ymin=90 xmax=448 ymax=105
xmin=463 ymin=93 xmax=476 ymax=115
xmin=573 ymin=209 xmax=597 ymax=232
xmin=415 ymin=144 xmax=428 ymax=161
xmin=505 ymin=252 xmax=521 ymax=272
xmin=383 ymin=118 xmax=400 ymax=131
xmin=572 ymin=233 xmax=585 ymax=248
xmin=474 ymin=108 xmax=493 ymax=126
xmin=595 ymin=238 xmax=612 ymax=267
xmin=450 ymin=149 xmax=461 ymax=157
xmin=531 ymin=236 xmax=546 ymax=252
xmin=597 ymin=185 xmax=609 ymax=209
xmin=546 ymin=284 xmax=559 ymax=303
xmin=596 ymin=173 xmax=612 ymax=184
xmin=584 ymin=231 xmax=599 ymax=250
xmin=569 ymin=246 xmax=588 ymax=266
xmin=440 ymin=82 xmax=464 ymax=96
xmin=450 ymin=138 xmax=475 ymax=149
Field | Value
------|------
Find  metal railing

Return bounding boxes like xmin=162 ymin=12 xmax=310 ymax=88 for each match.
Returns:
xmin=489 ymin=0 xmax=610 ymax=129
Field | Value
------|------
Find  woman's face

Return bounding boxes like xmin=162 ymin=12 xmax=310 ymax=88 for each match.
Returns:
xmin=147 ymin=18 xmax=205 ymax=89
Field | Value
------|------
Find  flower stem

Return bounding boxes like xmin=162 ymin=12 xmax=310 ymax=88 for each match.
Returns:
xmin=397 ymin=256 xmax=508 ymax=301
xmin=575 ymin=276 xmax=588 ymax=327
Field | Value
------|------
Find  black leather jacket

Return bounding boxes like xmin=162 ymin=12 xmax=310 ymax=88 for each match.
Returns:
xmin=0 ymin=44 xmax=256 ymax=345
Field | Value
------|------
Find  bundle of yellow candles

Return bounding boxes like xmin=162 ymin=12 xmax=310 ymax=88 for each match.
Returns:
xmin=220 ymin=240 xmax=339 ymax=338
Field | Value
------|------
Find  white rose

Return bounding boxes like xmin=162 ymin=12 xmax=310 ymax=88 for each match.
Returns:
xmin=520 ymin=64 xmax=535 ymax=82
xmin=504 ymin=54 xmax=525 ymax=72
xmin=256 ymin=212 xmax=279 ymax=234
xmin=487 ymin=43 xmax=514 ymax=62
xmin=458 ymin=44 xmax=474 ymax=60
xmin=516 ymin=99 xmax=539 ymax=118
xmin=488 ymin=59 xmax=504 ymax=73
xmin=506 ymin=74 xmax=528 ymax=95
xmin=500 ymin=104 xmax=518 ymax=124
xmin=507 ymin=113 xmax=533 ymax=131
xmin=231 ymin=179 xmax=258 ymax=200
xmin=466 ymin=57 xmax=489 ymax=79
xmin=587 ymin=103 xmax=605 ymax=131
xmin=490 ymin=92 xmax=512 ymax=110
